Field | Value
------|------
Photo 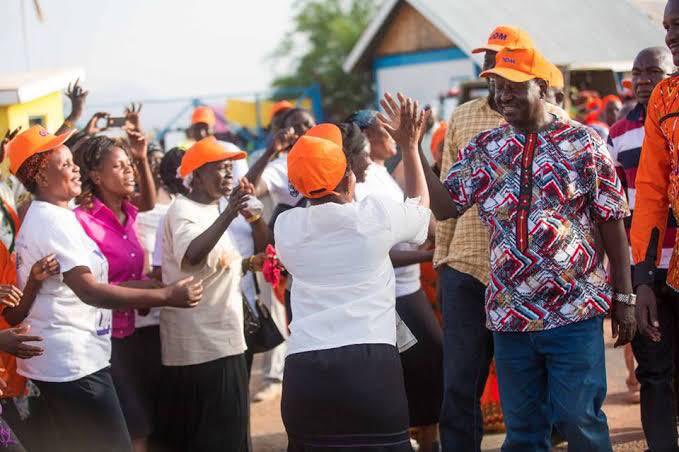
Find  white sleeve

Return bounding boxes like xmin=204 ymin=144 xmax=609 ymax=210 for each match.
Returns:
xmin=378 ymin=197 xmax=431 ymax=247
xmin=49 ymin=220 xmax=95 ymax=274
xmin=152 ymin=216 xmax=165 ymax=267
xmin=261 ymin=162 xmax=288 ymax=200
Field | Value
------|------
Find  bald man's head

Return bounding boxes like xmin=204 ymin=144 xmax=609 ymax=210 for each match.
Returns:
xmin=632 ymin=46 xmax=675 ymax=105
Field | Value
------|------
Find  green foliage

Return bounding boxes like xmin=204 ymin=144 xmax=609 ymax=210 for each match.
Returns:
xmin=271 ymin=0 xmax=378 ymax=121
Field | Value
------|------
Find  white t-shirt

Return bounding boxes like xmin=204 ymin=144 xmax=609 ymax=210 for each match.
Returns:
xmin=161 ymin=195 xmax=246 ymax=366
xmin=262 ymin=154 xmax=302 ymax=207
xmin=354 ymin=163 xmax=422 ymax=297
xmin=15 ymin=201 xmax=111 ymax=382
xmin=275 ymin=196 xmax=430 ymax=356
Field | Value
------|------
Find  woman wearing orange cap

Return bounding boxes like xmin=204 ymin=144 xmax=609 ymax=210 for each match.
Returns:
xmin=157 ymin=136 xmax=265 ymax=452
xmin=5 ymin=125 xmax=203 ymax=452
xmin=275 ymin=98 xmax=431 ymax=451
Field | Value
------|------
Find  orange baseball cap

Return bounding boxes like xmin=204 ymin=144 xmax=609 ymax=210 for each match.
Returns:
xmin=179 ymin=136 xmax=246 ymax=178
xmin=480 ymin=48 xmax=552 ymax=84
xmin=7 ymin=125 xmax=74 ymax=175
xmin=270 ymin=100 xmax=293 ymax=120
xmin=472 ymin=25 xmax=535 ymax=54
xmin=191 ymin=106 xmax=216 ymax=127
xmin=288 ymin=124 xmax=347 ymax=199
xmin=430 ymin=121 xmax=447 ymax=161
xmin=548 ymin=63 xmax=565 ymax=89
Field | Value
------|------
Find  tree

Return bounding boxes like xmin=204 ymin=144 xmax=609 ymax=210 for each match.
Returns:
xmin=271 ymin=0 xmax=378 ymax=121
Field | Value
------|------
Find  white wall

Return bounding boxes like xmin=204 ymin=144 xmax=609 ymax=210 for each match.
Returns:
xmin=376 ymin=58 xmax=477 ymax=108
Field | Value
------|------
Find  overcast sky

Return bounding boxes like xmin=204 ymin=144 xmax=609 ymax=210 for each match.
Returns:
xmin=2 ymin=0 xmax=297 ymax=129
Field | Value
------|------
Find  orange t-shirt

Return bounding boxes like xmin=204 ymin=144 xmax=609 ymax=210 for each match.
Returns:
xmin=0 ymin=198 xmax=26 ymax=399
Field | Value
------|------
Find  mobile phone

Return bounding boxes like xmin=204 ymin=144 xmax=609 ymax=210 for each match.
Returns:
xmin=107 ymin=116 xmax=126 ymax=128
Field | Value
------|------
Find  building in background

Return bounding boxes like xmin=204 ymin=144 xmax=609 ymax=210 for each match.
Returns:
xmin=0 ymin=68 xmax=83 ymax=136
xmin=344 ymin=0 xmax=665 ymax=110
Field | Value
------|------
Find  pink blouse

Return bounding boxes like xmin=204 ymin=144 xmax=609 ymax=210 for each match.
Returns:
xmin=75 ymin=197 xmax=145 ymax=338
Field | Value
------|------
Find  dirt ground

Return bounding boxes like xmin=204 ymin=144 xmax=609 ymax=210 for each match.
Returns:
xmin=249 ymin=319 xmax=660 ymax=451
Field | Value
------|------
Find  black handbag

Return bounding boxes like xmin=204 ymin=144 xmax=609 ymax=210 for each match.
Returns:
xmin=243 ymin=277 xmax=285 ymax=354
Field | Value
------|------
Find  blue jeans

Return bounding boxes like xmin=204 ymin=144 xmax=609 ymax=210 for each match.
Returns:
xmin=494 ymin=316 xmax=612 ymax=452
xmin=438 ymin=266 xmax=493 ymax=452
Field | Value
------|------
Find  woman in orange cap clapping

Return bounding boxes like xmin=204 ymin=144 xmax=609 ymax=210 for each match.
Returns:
xmin=275 ymin=96 xmax=431 ymax=451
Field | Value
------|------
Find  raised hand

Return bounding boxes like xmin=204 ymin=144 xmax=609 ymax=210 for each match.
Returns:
xmin=0 ymin=324 xmax=44 ymax=359
xmin=65 ymin=78 xmax=89 ymax=123
xmin=224 ymin=186 xmax=250 ymax=219
xmin=268 ymin=127 xmax=297 ymax=157
xmin=126 ymin=130 xmax=148 ymax=161
xmin=30 ymin=254 xmax=60 ymax=283
xmin=84 ymin=112 xmax=110 ymax=135
xmin=378 ymin=92 xmax=431 ymax=152
xmin=1 ymin=127 xmax=22 ymax=163
xmin=124 ymin=103 xmax=143 ymax=133
xmin=165 ymin=276 xmax=203 ymax=308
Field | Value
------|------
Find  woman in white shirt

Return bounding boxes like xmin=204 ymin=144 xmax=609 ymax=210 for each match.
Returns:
xmin=347 ymin=109 xmax=444 ymax=444
xmin=6 ymin=126 xmax=203 ymax=452
xmin=275 ymin=98 xmax=431 ymax=451
xmin=158 ymin=136 xmax=264 ymax=452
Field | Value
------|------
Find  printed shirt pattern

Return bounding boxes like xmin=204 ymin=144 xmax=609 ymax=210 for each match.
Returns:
xmin=630 ymin=76 xmax=679 ymax=290
xmin=444 ymin=119 xmax=629 ymax=332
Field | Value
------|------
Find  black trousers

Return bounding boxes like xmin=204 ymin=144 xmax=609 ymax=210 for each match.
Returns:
xmin=396 ymin=289 xmax=443 ymax=427
xmin=33 ymin=367 xmax=132 ymax=452
xmin=158 ymin=354 xmax=250 ymax=452
xmin=111 ymin=325 xmax=162 ymax=440
xmin=631 ymin=283 xmax=679 ymax=452
xmin=437 ymin=266 xmax=493 ymax=452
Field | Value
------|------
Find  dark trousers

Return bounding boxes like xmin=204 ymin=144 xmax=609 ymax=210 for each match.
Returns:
xmin=494 ymin=316 xmax=611 ymax=452
xmin=438 ymin=266 xmax=493 ymax=452
xmin=33 ymin=367 xmax=132 ymax=452
xmin=631 ymin=285 xmax=679 ymax=452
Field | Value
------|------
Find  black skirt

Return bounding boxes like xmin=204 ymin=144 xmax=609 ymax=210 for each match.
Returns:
xmin=110 ymin=325 xmax=162 ymax=440
xmin=157 ymin=354 xmax=250 ymax=452
xmin=396 ymin=289 xmax=443 ymax=427
xmin=282 ymin=343 xmax=412 ymax=451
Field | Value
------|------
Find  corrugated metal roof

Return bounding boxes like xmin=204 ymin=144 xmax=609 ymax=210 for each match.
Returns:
xmin=345 ymin=0 xmax=666 ymax=72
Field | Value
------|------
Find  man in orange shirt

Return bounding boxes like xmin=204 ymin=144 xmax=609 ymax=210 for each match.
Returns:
xmin=630 ymin=1 xmax=679 ymax=450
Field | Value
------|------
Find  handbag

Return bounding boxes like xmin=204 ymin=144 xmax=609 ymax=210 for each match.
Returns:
xmin=243 ymin=277 xmax=285 ymax=354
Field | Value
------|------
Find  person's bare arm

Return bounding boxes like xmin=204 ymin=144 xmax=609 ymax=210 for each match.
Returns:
xmin=599 ymin=219 xmax=636 ymax=347
xmin=183 ymin=190 xmax=249 ymax=267
xmin=389 ymin=249 xmax=434 ymax=268
xmin=245 ymin=128 xmax=297 ymax=198
xmin=63 ymin=267 xmax=201 ymax=310
xmin=55 ymin=79 xmax=88 ymax=135
xmin=127 ymin=130 xmax=157 ymax=212
xmin=4 ymin=255 xmax=60 ymax=326
xmin=249 ymin=218 xmax=273 ymax=253
xmin=379 ymin=93 xmax=459 ymax=220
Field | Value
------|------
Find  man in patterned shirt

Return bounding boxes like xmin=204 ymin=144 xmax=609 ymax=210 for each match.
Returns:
xmin=397 ymin=47 xmax=636 ymax=451
xmin=436 ymin=25 xmax=567 ymax=451
xmin=630 ymin=1 xmax=679 ymax=450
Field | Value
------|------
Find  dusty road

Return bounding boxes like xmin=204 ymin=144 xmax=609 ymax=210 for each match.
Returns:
xmin=250 ymin=319 xmax=659 ymax=451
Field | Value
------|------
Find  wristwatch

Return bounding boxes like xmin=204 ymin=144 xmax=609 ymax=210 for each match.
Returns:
xmin=613 ymin=292 xmax=637 ymax=306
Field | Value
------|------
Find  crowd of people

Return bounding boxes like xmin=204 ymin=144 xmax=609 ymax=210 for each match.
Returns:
xmin=0 ymin=1 xmax=677 ymax=452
